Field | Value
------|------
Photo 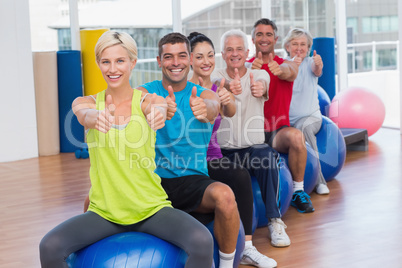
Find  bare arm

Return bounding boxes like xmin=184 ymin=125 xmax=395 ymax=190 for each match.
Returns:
xmin=198 ymin=89 xmax=220 ymax=123
xmin=216 ymin=78 xmax=236 ymax=117
xmin=212 ymin=68 xmax=242 ymax=95
xmin=72 ymin=95 xmax=115 ymax=133
xmin=267 ymin=53 xmax=298 ymax=82
xmin=72 ymin=95 xmax=99 ymax=129
xmin=277 ymin=60 xmax=299 ymax=82
xmin=141 ymin=93 xmax=167 ymax=131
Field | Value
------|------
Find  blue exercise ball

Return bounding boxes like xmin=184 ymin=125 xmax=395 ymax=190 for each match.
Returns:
xmin=66 ymin=232 xmax=187 ymax=268
xmin=317 ymin=85 xmax=331 ymax=116
xmin=205 ymin=220 xmax=245 ymax=268
xmin=251 ymin=199 xmax=258 ymax=234
xmin=281 ymin=143 xmax=319 ymax=194
xmin=251 ymin=159 xmax=293 ymax=229
xmin=316 ymin=116 xmax=346 ymax=181
xmin=251 ymin=176 xmax=268 ymax=228
xmin=304 ymin=144 xmax=320 ymax=193
xmin=277 ymin=159 xmax=293 ymax=216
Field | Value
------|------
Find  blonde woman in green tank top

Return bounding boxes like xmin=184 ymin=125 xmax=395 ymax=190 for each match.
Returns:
xmin=39 ymin=31 xmax=213 ymax=268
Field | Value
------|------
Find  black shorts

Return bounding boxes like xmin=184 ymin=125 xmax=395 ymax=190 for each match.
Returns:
xmin=264 ymin=125 xmax=289 ymax=147
xmin=161 ymin=175 xmax=215 ymax=213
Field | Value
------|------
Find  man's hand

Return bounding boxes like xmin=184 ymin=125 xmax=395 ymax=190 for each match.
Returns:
xmin=190 ymin=86 xmax=208 ymax=121
xmin=165 ymin=85 xmax=177 ymax=120
xmin=251 ymin=51 xmax=263 ymax=70
xmin=250 ymin=72 xmax=265 ymax=98
xmin=229 ymin=68 xmax=242 ymax=95
xmin=268 ymin=53 xmax=283 ymax=77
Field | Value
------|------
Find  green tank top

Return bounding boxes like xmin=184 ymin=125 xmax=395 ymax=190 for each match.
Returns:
xmin=86 ymin=89 xmax=172 ymax=225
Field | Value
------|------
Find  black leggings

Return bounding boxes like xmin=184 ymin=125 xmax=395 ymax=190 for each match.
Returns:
xmin=208 ymin=158 xmax=254 ymax=236
xmin=39 ymin=208 xmax=213 ymax=268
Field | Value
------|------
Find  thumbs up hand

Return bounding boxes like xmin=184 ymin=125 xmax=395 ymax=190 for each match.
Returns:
xmin=165 ymin=85 xmax=177 ymax=120
xmin=312 ymin=50 xmax=323 ymax=68
xmin=146 ymin=93 xmax=167 ymax=131
xmin=293 ymin=51 xmax=303 ymax=66
xmin=250 ymin=72 xmax=264 ymax=98
xmin=268 ymin=53 xmax=283 ymax=77
xmin=229 ymin=68 xmax=242 ymax=95
xmin=96 ymin=94 xmax=115 ymax=133
xmin=217 ymin=78 xmax=231 ymax=106
xmin=190 ymin=86 xmax=207 ymax=121
xmin=251 ymin=51 xmax=263 ymax=70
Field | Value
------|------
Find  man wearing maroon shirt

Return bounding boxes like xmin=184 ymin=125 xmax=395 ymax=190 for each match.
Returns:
xmin=247 ymin=18 xmax=315 ymax=215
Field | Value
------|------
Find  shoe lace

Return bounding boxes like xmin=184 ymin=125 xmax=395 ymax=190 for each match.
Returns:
xmin=271 ymin=218 xmax=287 ymax=234
xmin=296 ymin=191 xmax=311 ymax=204
xmin=245 ymin=246 xmax=265 ymax=261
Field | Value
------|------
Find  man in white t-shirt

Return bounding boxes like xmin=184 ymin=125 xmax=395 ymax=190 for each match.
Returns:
xmin=212 ymin=29 xmax=287 ymax=268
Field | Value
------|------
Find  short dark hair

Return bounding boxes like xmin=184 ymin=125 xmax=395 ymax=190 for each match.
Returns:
xmin=158 ymin=32 xmax=190 ymax=57
xmin=251 ymin=18 xmax=278 ymax=38
xmin=187 ymin=32 xmax=215 ymax=52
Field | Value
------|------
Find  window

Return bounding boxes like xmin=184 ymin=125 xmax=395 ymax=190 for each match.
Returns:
xmin=362 ymin=15 xmax=398 ymax=33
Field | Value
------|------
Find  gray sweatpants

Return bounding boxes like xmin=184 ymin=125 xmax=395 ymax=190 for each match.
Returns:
xmin=293 ymin=116 xmax=327 ymax=186
xmin=40 ymin=207 xmax=213 ymax=268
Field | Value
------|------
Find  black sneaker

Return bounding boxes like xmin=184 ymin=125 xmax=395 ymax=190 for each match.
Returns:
xmin=291 ymin=190 xmax=315 ymax=213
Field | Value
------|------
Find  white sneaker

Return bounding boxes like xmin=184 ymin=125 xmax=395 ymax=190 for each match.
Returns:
xmin=315 ymin=183 xmax=330 ymax=195
xmin=240 ymin=246 xmax=277 ymax=268
xmin=268 ymin=218 xmax=291 ymax=247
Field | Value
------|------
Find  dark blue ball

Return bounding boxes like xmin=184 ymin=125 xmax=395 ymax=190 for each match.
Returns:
xmin=317 ymin=85 xmax=331 ymax=116
xmin=315 ymin=116 xmax=346 ymax=181
xmin=66 ymin=232 xmax=187 ymax=267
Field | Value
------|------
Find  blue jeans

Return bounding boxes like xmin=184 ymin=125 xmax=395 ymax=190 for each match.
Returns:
xmin=221 ymin=144 xmax=282 ymax=219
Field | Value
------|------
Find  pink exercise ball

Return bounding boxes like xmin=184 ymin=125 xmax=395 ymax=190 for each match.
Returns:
xmin=328 ymin=87 xmax=385 ymax=137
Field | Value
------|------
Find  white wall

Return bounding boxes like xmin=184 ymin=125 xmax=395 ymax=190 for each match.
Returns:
xmin=0 ymin=0 xmax=38 ymax=162
xmin=348 ymin=70 xmax=400 ymax=129
xmin=28 ymin=0 xmax=59 ymax=51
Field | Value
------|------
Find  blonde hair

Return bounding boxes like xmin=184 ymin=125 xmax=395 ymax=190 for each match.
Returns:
xmin=95 ymin=31 xmax=138 ymax=62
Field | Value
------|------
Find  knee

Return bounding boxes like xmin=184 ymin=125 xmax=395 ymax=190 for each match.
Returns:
xmin=289 ymin=129 xmax=306 ymax=152
xmin=186 ymin=227 xmax=214 ymax=259
xmin=211 ymin=183 xmax=237 ymax=214
xmin=39 ymin=234 xmax=64 ymax=266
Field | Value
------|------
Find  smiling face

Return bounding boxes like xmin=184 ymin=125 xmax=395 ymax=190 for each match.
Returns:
xmin=157 ymin=42 xmax=190 ymax=89
xmin=286 ymin=35 xmax=309 ymax=59
xmin=252 ymin=24 xmax=278 ymax=56
xmin=97 ymin=44 xmax=136 ymax=90
xmin=222 ymin=35 xmax=249 ymax=71
xmin=190 ymin=41 xmax=215 ymax=78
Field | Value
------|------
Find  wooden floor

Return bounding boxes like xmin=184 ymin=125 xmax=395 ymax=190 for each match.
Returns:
xmin=1 ymin=128 xmax=401 ymax=268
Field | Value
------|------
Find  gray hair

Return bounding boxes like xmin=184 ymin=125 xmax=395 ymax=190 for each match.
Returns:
xmin=282 ymin=28 xmax=313 ymax=56
xmin=220 ymin=29 xmax=248 ymax=52
xmin=251 ymin=18 xmax=278 ymax=39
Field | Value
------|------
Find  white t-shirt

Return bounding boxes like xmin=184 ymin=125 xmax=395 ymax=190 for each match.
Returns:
xmin=213 ymin=68 xmax=270 ymax=149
